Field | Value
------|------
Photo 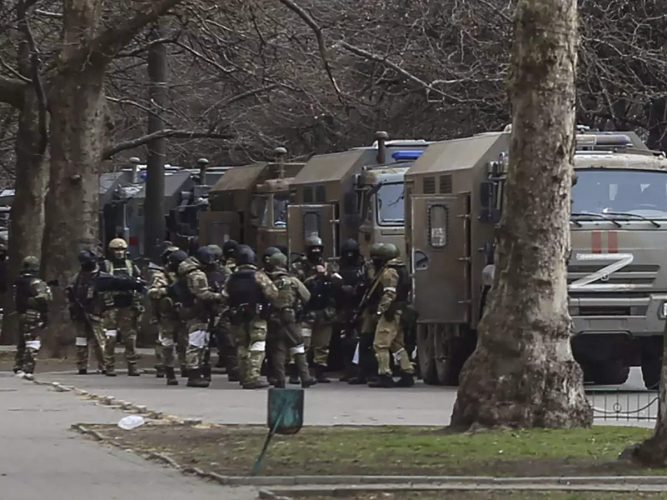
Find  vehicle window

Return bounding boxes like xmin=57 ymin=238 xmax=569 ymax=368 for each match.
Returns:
xmin=376 ymin=183 xmax=405 ymax=226
xmin=304 ymin=212 xmax=320 ymax=239
xmin=428 ymin=205 xmax=447 ymax=248
xmin=572 ymin=169 xmax=667 ymax=218
xmin=209 ymin=223 xmax=231 ymax=246
xmin=252 ymin=196 xmax=269 ymax=225
xmin=273 ymin=194 xmax=289 ymax=228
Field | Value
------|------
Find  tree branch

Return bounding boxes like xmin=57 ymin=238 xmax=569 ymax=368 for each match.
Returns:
xmin=103 ymin=129 xmax=233 ymax=159
xmin=276 ymin=0 xmax=344 ymax=104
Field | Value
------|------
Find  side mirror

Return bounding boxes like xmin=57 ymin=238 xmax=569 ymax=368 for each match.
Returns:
xmin=480 ymin=182 xmax=494 ymax=209
xmin=479 ymin=181 xmax=501 ymax=224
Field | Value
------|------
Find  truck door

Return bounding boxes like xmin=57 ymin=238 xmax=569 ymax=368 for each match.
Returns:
xmin=287 ymin=204 xmax=338 ymax=260
xmin=411 ymin=194 xmax=471 ymax=323
xmin=198 ymin=211 xmax=241 ymax=246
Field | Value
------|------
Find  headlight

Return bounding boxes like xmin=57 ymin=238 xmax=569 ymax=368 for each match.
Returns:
xmin=660 ymin=302 xmax=667 ymax=319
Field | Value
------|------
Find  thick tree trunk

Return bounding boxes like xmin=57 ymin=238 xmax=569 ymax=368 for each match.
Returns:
xmin=450 ymin=0 xmax=592 ymax=429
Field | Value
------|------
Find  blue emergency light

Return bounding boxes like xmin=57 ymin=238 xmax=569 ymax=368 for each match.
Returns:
xmin=392 ymin=150 xmax=424 ymax=161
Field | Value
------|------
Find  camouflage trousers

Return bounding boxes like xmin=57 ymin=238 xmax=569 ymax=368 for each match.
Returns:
xmin=185 ymin=319 xmax=210 ymax=371
xmin=103 ymin=307 xmax=140 ymax=371
xmin=301 ymin=309 xmax=333 ymax=367
xmin=74 ymin=317 xmax=106 ymax=371
xmin=232 ymin=317 xmax=267 ymax=385
xmin=15 ymin=311 xmax=43 ymax=374
xmin=269 ymin=310 xmax=308 ymax=385
xmin=373 ymin=311 xmax=414 ymax=376
xmin=159 ymin=316 xmax=187 ymax=369
xmin=213 ymin=316 xmax=238 ymax=376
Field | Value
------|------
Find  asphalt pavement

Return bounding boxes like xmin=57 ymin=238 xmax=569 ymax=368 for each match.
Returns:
xmin=0 ymin=372 xmax=258 ymax=500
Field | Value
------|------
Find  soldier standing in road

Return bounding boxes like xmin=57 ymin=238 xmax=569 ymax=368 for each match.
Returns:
xmin=178 ymin=247 xmax=224 ymax=387
xmin=148 ymin=247 xmax=188 ymax=385
xmin=266 ymin=252 xmax=316 ymax=388
xmin=292 ymin=235 xmax=341 ymax=383
xmin=202 ymin=244 xmax=227 ymax=383
xmin=226 ymin=245 xmax=279 ymax=389
xmin=217 ymin=240 xmax=240 ymax=381
xmin=14 ymin=256 xmax=52 ymax=379
xmin=67 ymin=250 xmax=106 ymax=375
xmin=335 ymin=239 xmax=368 ymax=382
xmin=370 ymin=243 xmax=415 ymax=388
xmin=102 ymin=238 xmax=143 ymax=377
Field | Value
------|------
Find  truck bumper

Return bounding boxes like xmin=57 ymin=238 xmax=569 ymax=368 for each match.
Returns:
xmin=569 ymin=294 xmax=667 ymax=337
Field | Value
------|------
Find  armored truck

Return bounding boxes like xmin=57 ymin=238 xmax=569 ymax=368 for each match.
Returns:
xmin=287 ymin=133 xmax=428 ymax=259
xmin=406 ymin=129 xmax=667 ymax=388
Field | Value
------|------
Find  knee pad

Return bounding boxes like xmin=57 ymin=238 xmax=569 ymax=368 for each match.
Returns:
xmin=249 ymin=341 xmax=266 ymax=353
xmin=75 ymin=337 xmax=88 ymax=347
xmin=188 ymin=330 xmax=209 ymax=348
xmin=289 ymin=344 xmax=305 ymax=355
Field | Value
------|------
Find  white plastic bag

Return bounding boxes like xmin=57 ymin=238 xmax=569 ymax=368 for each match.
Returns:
xmin=117 ymin=415 xmax=145 ymax=431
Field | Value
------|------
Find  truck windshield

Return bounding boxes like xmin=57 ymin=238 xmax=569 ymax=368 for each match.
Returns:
xmin=273 ymin=193 xmax=288 ymax=228
xmin=572 ymin=169 xmax=667 ymax=220
xmin=376 ymin=182 xmax=405 ymax=226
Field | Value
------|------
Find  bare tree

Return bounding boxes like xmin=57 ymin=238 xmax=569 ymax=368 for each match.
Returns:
xmin=450 ymin=0 xmax=592 ymax=429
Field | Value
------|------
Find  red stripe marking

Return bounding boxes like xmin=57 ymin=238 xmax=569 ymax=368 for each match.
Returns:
xmin=128 ymin=236 xmax=139 ymax=247
xmin=608 ymin=231 xmax=618 ymax=253
xmin=591 ymin=231 xmax=602 ymax=254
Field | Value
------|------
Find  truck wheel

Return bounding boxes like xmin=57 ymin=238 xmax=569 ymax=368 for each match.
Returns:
xmin=591 ymin=361 xmax=630 ymax=385
xmin=640 ymin=337 xmax=663 ymax=390
xmin=417 ymin=328 xmax=438 ymax=385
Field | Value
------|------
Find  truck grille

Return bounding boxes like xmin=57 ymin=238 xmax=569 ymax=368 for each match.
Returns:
xmin=567 ymin=264 xmax=659 ymax=289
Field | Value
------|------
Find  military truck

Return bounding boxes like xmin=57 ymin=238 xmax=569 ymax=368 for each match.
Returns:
xmin=287 ymin=132 xmax=429 ymax=259
xmin=406 ymin=129 xmax=667 ymax=388
xmin=200 ymin=148 xmax=304 ymax=256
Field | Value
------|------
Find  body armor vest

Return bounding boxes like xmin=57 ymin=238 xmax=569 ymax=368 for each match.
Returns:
xmin=272 ymin=272 xmax=297 ymax=309
xmin=15 ymin=274 xmax=37 ymax=313
xmin=104 ymin=259 xmax=135 ymax=308
xmin=389 ymin=263 xmax=411 ymax=302
xmin=205 ymin=268 xmax=227 ymax=293
xmin=227 ymin=269 xmax=263 ymax=308
xmin=168 ymin=276 xmax=195 ymax=307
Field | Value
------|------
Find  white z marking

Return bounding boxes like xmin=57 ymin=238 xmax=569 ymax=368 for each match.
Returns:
xmin=568 ymin=253 xmax=634 ymax=292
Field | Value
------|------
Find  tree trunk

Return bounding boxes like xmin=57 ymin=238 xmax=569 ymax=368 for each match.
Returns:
xmin=144 ymin=23 xmax=168 ymax=261
xmin=450 ymin=0 xmax=592 ymax=429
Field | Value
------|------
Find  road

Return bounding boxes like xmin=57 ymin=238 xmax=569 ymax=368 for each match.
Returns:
xmin=0 ymin=372 xmax=258 ymax=500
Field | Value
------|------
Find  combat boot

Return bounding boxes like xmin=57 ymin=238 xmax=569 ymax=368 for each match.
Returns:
xmin=273 ymin=379 xmax=286 ymax=389
xmin=202 ymin=365 xmax=212 ymax=382
xmin=180 ymin=365 xmax=188 ymax=378
xmin=165 ymin=367 xmax=179 ymax=386
xmin=155 ymin=366 xmax=165 ymax=378
xmin=186 ymin=368 xmax=210 ymax=388
xmin=127 ymin=364 xmax=140 ymax=376
xmin=295 ymin=354 xmax=316 ymax=388
xmin=395 ymin=373 xmax=415 ymax=388
xmin=314 ymin=364 xmax=330 ymax=383
xmin=106 ymin=367 xmax=117 ymax=377
xmin=368 ymin=374 xmax=394 ymax=388
xmin=242 ymin=379 xmax=270 ymax=389
xmin=287 ymin=364 xmax=300 ymax=385
xmin=78 ymin=368 xmax=87 ymax=375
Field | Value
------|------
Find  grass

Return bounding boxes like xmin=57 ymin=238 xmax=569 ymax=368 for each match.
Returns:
xmin=85 ymin=424 xmax=662 ymax=477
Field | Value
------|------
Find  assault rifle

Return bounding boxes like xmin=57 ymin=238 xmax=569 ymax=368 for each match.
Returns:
xmin=339 ymin=272 xmax=383 ymax=342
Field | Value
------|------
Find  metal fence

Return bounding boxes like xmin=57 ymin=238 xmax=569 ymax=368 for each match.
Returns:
xmin=586 ymin=389 xmax=659 ymax=423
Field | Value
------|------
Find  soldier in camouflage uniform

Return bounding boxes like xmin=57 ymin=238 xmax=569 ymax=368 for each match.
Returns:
xmin=149 ymin=243 xmax=179 ymax=378
xmin=178 ymin=247 xmax=224 ymax=388
xmin=148 ymin=248 xmax=188 ymax=385
xmin=14 ymin=256 xmax=52 ymax=379
xmin=217 ymin=239 xmax=240 ymax=381
xmin=292 ymin=235 xmax=341 ymax=383
xmin=226 ymin=245 xmax=279 ymax=389
xmin=370 ymin=243 xmax=415 ymax=388
xmin=267 ymin=252 xmax=316 ymax=388
xmin=101 ymin=238 xmax=143 ymax=377
xmin=67 ymin=250 xmax=106 ymax=375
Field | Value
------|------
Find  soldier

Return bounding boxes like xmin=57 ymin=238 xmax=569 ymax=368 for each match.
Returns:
xmin=101 ymin=238 xmax=144 ymax=377
xmin=262 ymin=246 xmax=281 ymax=272
xmin=370 ymin=243 xmax=415 ymax=388
xmin=293 ymin=235 xmax=341 ymax=383
xmin=14 ymin=256 xmax=52 ymax=379
xmin=178 ymin=246 xmax=224 ymax=388
xmin=202 ymin=244 xmax=227 ymax=382
xmin=226 ymin=244 xmax=279 ymax=389
xmin=350 ymin=243 xmax=385 ymax=385
xmin=335 ymin=239 xmax=368 ymax=381
xmin=222 ymin=240 xmax=239 ymax=271
xmin=217 ymin=239 xmax=240 ymax=381
xmin=67 ymin=250 xmax=106 ymax=375
xmin=148 ymin=247 xmax=188 ymax=385
xmin=267 ymin=252 xmax=316 ymax=388
xmin=149 ymin=243 xmax=179 ymax=379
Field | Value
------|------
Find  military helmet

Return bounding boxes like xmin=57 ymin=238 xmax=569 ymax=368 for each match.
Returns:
xmin=380 ymin=243 xmax=399 ymax=260
xmin=22 ymin=255 xmax=39 ymax=272
xmin=268 ymin=252 xmax=288 ymax=269
xmin=168 ymin=250 xmax=188 ymax=267
xmin=160 ymin=245 xmax=179 ymax=264
xmin=369 ymin=243 xmax=385 ymax=259
xmin=78 ymin=249 xmax=97 ymax=266
xmin=305 ymin=235 xmax=323 ymax=249
xmin=236 ymin=244 xmax=256 ymax=266
xmin=195 ymin=246 xmax=217 ymax=265
xmin=108 ymin=238 xmax=128 ymax=251
xmin=207 ymin=244 xmax=223 ymax=260
xmin=222 ymin=239 xmax=239 ymax=259
xmin=263 ymin=246 xmax=281 ymax=261
xmin=340 ymin=238 xmax=359 ymax=255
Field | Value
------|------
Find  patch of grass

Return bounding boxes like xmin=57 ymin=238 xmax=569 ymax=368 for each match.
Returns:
xmin=83 ymin=424 xmax=663 ymax=478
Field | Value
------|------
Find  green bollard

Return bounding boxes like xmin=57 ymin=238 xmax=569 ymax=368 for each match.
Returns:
xmin=251 ymin=387 xmax=304 ymax=475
